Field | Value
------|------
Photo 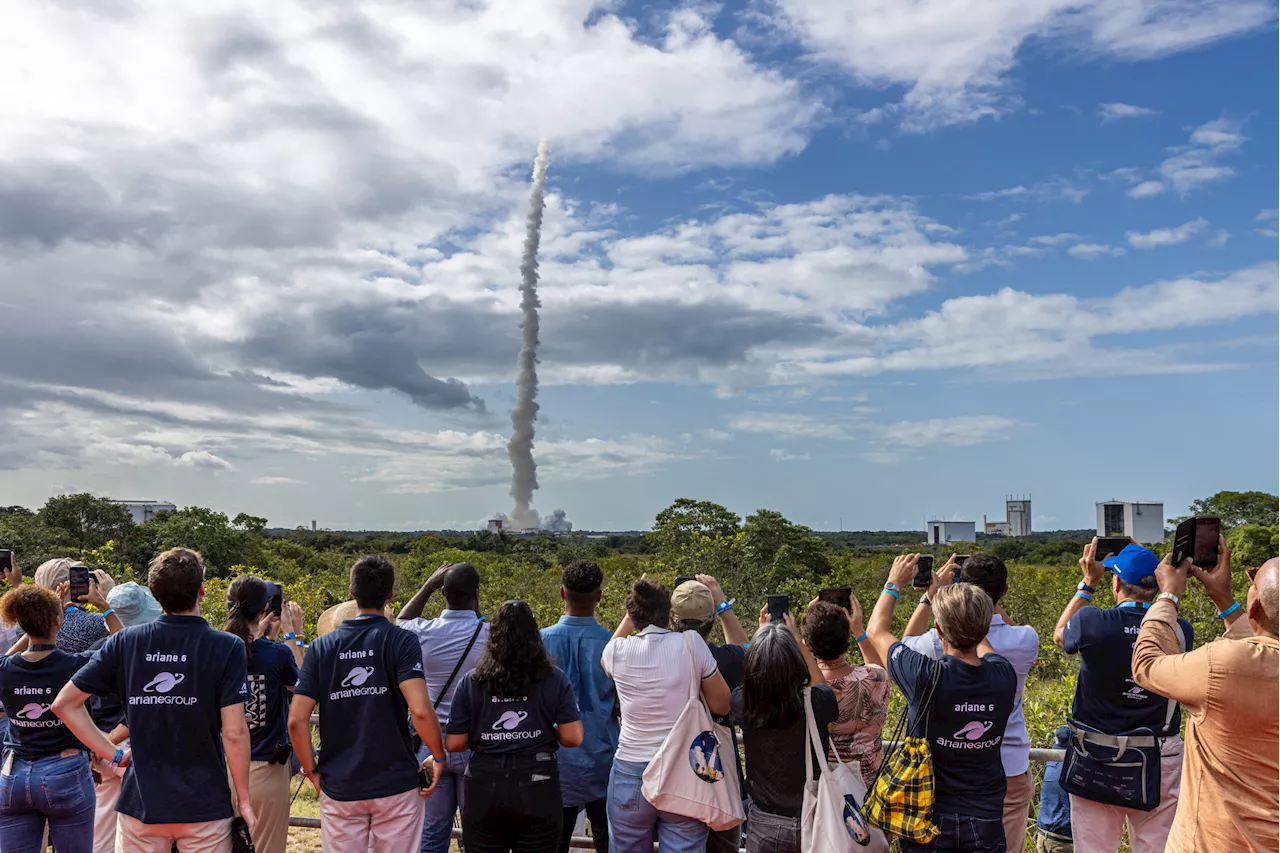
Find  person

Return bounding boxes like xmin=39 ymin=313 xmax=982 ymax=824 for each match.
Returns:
xmin=288 ymin=554 xmax=446 ymax=853
xmin=397 ymin=562 xmax=490 ymax=853
xmin=33 ymin=560 xmax=114 ymax=653
xmin=0 ymin=551 xmax=23 ymax=747
xmin=867 ymin=556 xmax=1017 ymax=853
xmin=801 ymin=598 xmax=888 ymax=787
xmin=1131 ymin=548 xmax=1279 ymax=853
xmin=447 ymin=600 xmax=585 ymax=853
xmin=1034 ymin=727 xmax=1073 ymax=853
xmin=86 ymin=582 xmax=163 ymax=853
xmin=540 ymin=560 xmax=619 ymax=853
xmin=669 ymin=574 xmax=748 ymax=853
xmin=223 ymin=576 xmax=306 ymax=853
xmin=731 ymin=612 xmax=833 ymax=853
xmin=316 ymin=600 xmax=395 ymax=636
xmin=0 ymin=580 xmax=119 ymax=853
xmin=52 ymin=547 xmax=255 ymax=853
xmin=600 ymin=577 xmax=730 ymax=853
xmin=1051 ymin=539 xmax=1193 ymax=853
xmin=901 ymin=553 xmax=1038 ymax=852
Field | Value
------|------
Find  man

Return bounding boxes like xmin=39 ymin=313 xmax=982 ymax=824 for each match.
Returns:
xmin=901 ymin=553 xmax=1039 ymax=852
xmin=1132 ymin=547 xmax=1279 ymax=853
xmin=541 ymin=560 xmax=619 ymax=853
xmin=669 ymin=574 xmax=748 ymax=853
xmin=395 ymin=561 xmax=489 ymax=853
xmin=1051 ymin=539 xmax=1192 ymax=852
xmin=1034 ymin=727 xmax=1073 ymax=853
xmin=53 ymin=548 xmax=255 ymax=853
xmin=288 ymin=554 xmax=446 ymax=852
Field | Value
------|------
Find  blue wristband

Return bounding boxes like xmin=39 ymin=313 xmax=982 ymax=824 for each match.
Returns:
xmin=1216 ymin=601 xmax=1240 ymax=620
xmin=855 ymin=632 xmax=868 ymax=643
xmin=111 ymin=748 xmax=125 ymax=767
xmin=882 ymin=588 xmax=900 ymax=601
xmin=100 ymin=609 xmax=114 ymax=619
xmin=715 ymin=599 xmax=734 ymax=615
xmin=282 ymin=632 xmax=297 ymax=641
xmin=1076 ymin=591 xmax=1093 ymax=602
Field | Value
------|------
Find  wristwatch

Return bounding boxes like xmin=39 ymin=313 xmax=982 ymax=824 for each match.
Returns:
xmin=1156 ymin=591 xmax=1181 ymax=608
xmin=920 ymin=595 xmax=932 ymax=607
xmin=1077 ymin=581 xmax=1096 ymax=594
xmin=883 ymin=581 xmax=901 ymax=593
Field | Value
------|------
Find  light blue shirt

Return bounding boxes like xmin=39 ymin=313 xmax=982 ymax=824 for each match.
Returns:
xmin=542 ymin=615 xmax=619 ymax=807
xmin=398 ymin=610 xmax=489 ymax=724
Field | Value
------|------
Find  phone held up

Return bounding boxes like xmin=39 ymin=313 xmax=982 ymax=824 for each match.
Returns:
xmin=912 ymin=554 xmax=935 ymax=590
xmin=68 ymin=563 xmax=91 ymax=604
xmin=1094 ymin=537 xmax=1131 ymax=562
xmin=818 ymin=587 xmax=852 ymax=613
xmin=953 ymin=555 xmax=971 ymax=570
xmin=767 ymin=594 xmax=789 ymax=622
xmin=1172 ymin=516 xmax=1221 ymax=569
xmin=269 ymin=583 xmax=284 ymax=618
xmin=674 ymin=576 xmax=697 ymax=589
xmin=0 ymin=550 xmax=11 ymax=572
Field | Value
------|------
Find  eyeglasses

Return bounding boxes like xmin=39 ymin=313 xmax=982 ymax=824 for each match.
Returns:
xmin=1247 ymin=565 xmax=1260 ymax=584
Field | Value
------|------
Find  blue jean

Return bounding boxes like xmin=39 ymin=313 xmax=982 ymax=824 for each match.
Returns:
xmin=901 ymin=811 xmax=1007 ymax=853
xmin=419 ymin=747 xmax=470 ymax=853
xmin=0 ymin=751 xmax=96 ymax=853
xmin=606 ymin=758 xmax=708 ymax=853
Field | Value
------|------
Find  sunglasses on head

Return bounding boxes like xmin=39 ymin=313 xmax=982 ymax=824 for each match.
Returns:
xmin=1247 ymin=565 xmax=1260 ymax=584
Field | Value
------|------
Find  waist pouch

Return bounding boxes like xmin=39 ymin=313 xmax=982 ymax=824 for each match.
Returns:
xmin=1060 ymin=721 xmax=1163 ymax=811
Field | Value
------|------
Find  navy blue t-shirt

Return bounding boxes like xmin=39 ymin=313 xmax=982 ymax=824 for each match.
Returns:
xmin=447 ymin=667 xmax=581 ymax=756
xmin=73 ymin=615 xmax=249 ymax=825
xmin=86 ymin=637 xmax=125 ymax=732
xmin=0 ymin=650 xmax=92 ymax=760
xmin=295 ymin=615 xmax=425 ymax=801
xmin=887 ymin=643 xmax=1016 ymax=820
xmin=245 ymin=638 xmax=299 ymax=762
xmin=1062 ymin=603 xmax=1193 ymax=735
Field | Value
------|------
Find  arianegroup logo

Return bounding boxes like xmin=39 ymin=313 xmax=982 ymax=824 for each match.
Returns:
xmin=953 ymin=720 xmax=994 ymax=741
xmin=15 ymin=702 xmax=51 ymax=720
xmin=144 ymin=672 xmax=186 ymax=694
xmin=1123 ymin=685 xmax=1147 ymax=700
xmin=492 ymin=710 xmax=529 ymax=731
xmin=341 ymin=665 xmax=375 ymax=688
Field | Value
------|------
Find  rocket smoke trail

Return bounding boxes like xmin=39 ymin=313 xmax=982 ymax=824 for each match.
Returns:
xmin=507 ymin=140 xmax=550 ymax=530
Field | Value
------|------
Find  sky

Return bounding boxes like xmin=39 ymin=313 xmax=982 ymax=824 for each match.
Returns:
xmin=1 ymin=0 xmax=1276 ymax=533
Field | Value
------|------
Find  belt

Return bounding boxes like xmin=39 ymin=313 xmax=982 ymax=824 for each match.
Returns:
xmin=469 ymin=751 xmax=558 ymax=769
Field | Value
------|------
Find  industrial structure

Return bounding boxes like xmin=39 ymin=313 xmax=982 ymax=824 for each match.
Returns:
xmin=111 ymin=500 xmax=176 ymax=524
xmin=983 ymin=495 xmax=1031 ymax=537
xmin=487 ymin=517 xmax=505 ymax=534
xmin=1096 ymin=500 xmax=1165 ymax=544
xmin=926 ymin=520 xmax=976 ymax=545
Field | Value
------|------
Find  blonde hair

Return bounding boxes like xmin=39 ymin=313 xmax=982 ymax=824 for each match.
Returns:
xmin=933 ymin=583 xmax=993 ymax=651
xmin=33 ymin=558 xmax=75 ymax=592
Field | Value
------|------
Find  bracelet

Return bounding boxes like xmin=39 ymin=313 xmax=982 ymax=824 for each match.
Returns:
xmin=1075 ymin=591 xmax=1093 ymax=602
xmin=101 ymin=609 xmax=114 ymax=619
xmin=110 ymin=748 xmax=125 ymax=767
xmin=1216 ymin=601 xmax=1240 ymax=620
xmin=881 ymin=588 xmax=900 ymax=601
xmin=855 ymin=632 xmax=868 ymax=643
xmin=716 ymin=599 xmax=735 ymax=615
xmin=294 ymin=639 xmax=307 ymax=648
xmin=282 ymin=632 xmax=297 ymax=641
xmin=1156 ymin=591 xmax=1181 ymax=608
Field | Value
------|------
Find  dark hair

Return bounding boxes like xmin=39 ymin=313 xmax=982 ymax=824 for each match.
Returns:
xmin=0 ymin=585 xmax=61 ymax=639
xmin=676 ymin=618 xmax=714 ymax=639
xmin=1117 ymin=579 xmax=1158 ymax=603
xmin=148 ymin=548 xmax=205 ymax=613
xmin=625 ymin=579 xmax=670 ymax=632
xmin=561 ymin=560 xmax=603 ymax=608
xmin=225 ymin=575 xmax=270 ymax=662
xmin=741 ymin=622 xmax=808 ymax=729
xmin=802 ymin=601 xmax=850 ymax=661
xmin=443 ymin=562 xmax=480 ymax=610
xmin=958 ymin=554 xmax=1008 ymax=605
xmin=471 ymin=600 xmax=552 ymax=699
xmin=351 ymin=555 xmax=395 ymax=609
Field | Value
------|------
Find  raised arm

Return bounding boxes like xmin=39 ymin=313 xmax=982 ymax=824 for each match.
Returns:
xmin=867 ymin=555 xmax=917 ymax=666
xmin=398 ymin=564 xmax=452 ymax=621
xmin=848 ymin=593 xmax=883 ymax=668
xmin=1187 ymin=535 xmax=1243 ymax=631
xmin=697 ymin=574 xmax=747 ymax=647
xmin=3 ymin=553 xmax=21 ymax=588
xmin=1131 ymin=552 xmax=1210 ymax=709
xmin=1055 ymin=539 xmax=1104 ymax=648
xmin=904 ymin=554 xmax=956 ymax=638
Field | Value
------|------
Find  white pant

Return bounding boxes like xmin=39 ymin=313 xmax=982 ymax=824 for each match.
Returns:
xmin=94 ymin=761 xmax=123 ymax=853
xmin=116 ymin=814 xmax=232 ymax=853
xmin=319 ymin=788 xmax=425 ymax=853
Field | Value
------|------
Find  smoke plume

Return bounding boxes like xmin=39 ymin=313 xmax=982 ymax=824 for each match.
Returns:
xmin=540 ymin=509 xmax=573 ymax=533
xmin=507 ymin=140 xmax=550 ymax=530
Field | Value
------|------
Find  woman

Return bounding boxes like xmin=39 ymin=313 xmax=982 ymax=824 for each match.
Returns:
xmin=600 ymin=578 xmax=731 ymax=853
xmin=731 ymin=611 xmax=834 ymax=853
xmin=32 ymin=559 xmax=112 ymax=653
xmin=445 ymin=600 xmax=583 ymax=853
xmin=802 ymin=598 xmax=890 ymax=787
xmin=866 ymin=556 xmax=1017 ymax=853
xmin=224 ymin=575 xmax=305 ymax=853
xmin=0 ymin=582 xmax=118 ymax=853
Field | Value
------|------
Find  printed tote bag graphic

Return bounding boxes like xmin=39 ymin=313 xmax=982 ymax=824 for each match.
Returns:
xmin=801 ymin=687 xmax=889 ymax=853
xmin=641 ymin=631 xmax=745 ymax=831
xmin=864 ymin=660 xmax=942 ymax=844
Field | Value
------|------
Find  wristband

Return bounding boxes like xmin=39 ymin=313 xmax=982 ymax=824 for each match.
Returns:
xmin=1156 ymin=591 xmax=1181 ymax=608
xmin=1216 ymin=601 xmax=1240 ymax=620
xmin=65 ymin=604 xmax=77 ymax=612
xmin=100 ymin=609 xmax=114 ymax=619
xmin=881 ymin=588 xmax=900 ymax=601
xmin=282 ymin=632 xmax=297 ymax=641
xmin=855 ymin=632 xmax=868 ymax=643
xmin=1075 ymin=591 xmax=1093 ymax=602
xmin=715 ymin=599 xmax=735 ymax=615
xmin=1077 ymin=581 xmax=1096 ymax=594
xmin=110 ymin=748 xmax=125 ymax=767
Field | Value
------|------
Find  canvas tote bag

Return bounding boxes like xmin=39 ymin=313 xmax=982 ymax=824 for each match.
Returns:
xmin=641 ymin=631 xmax=745 ymax=831
xmin=801 ymin=687 xmax=889 ymax=853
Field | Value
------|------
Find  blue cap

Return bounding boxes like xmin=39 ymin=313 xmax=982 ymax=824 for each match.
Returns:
xmin=1103 ymin=544 xmax=1160 ymax=588
xmin=1054 ymin=725 xmax=1070 ymax=746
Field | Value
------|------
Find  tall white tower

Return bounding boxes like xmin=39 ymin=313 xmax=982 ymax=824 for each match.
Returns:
xmin=1006 ymin=496 xmax=1031 ymax=537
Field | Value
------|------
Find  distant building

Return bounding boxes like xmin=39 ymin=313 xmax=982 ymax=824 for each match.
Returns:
xmin=1006 ymin=497 xmax=1032 ymax=537
xmin=984 ymin=516 xmax=1012 ymax=536
xmin=112 ymin=500 xmax=176 ymax=525
xmin=487 ymin=517 xmax=505 ymax=534
xmin=1096 ymin=501 xmax=1165 ymax=544
xmin=926 ymin=520 xmax=976 ymax=545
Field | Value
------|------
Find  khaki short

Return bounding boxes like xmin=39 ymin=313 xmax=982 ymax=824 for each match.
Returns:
xmin=1035 ymin=830 xmax=1074 ymax=853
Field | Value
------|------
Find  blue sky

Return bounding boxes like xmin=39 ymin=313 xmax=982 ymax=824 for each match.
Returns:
xmin=0 ymin=0 xmax=1275 ymax=531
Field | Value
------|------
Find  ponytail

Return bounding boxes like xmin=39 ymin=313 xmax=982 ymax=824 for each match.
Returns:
xmin=224 ymin=575 xmax=271 ymax=663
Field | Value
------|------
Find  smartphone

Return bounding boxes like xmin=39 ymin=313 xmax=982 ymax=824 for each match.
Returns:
xmin=1192 ymin=516 xmax=1221 ymax=568
xmin=767 ymin=594 xmax=789 ymax=621
xmin=269 ymin=582 xmax=284 ymax=617
xmin=68 ymin=563 xmax=91 ymax=603
xmin=674 ymin=576 xmax=697 ymax=588
xmin=953 ymin=555 xmax=971 ymax=570
xmin=818 ymin=587 xmax=852 ymax=613
xmin=0 ymin=550 xmax=11 ymax=572
xmin=912 ymin=555 xmax=935 ymax=590
xmin=418 ymin=764 xmax=433 ymax=790
xmin=1094 ymin=537 xmax=1130 ymax=561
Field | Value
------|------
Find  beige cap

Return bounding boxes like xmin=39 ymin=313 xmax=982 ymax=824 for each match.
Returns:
xmin=671 ymin=580 xmax=715 ymax=622
xmin=316 ymin=600 xmax=396 ymax=636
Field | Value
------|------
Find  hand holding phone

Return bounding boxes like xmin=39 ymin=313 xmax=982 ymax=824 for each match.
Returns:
xmin=68 ymin=564 xmax=91 ymax=604
xmin=674 ymin=576 xmax=697 ymax=588
xmin=0 ymin=550 xmax=11 ymax=572
xmin=767 ymin=594 xmax=789 ymax=622
xmin=912 ymin=555 xmax=935 ymax=590
xmin=269 ymin=583 xmax=284 ymax=617
xmin=1093 ymin=538 xmax=1130 ymax=562
xmin=953 ymin=555 xmax=971 ymax=570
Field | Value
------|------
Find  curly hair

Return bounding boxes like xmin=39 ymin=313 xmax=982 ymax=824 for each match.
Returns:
xmin=471 ymin=600 xmax=553 ymax=699
xmin=625 ymin=579 xmax=670 ymax=632
xmin=0 ymin=585 xmax=62 ymax=639
xmin=802 ymin=600 xmax=851 ymax=662
xmin=561 ymin=560 xmax=603 ymax=608
xmin=225 ymin=575 xmax=271 ymax=662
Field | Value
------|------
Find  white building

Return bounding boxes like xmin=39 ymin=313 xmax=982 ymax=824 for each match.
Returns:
xmin=926 ymin=520 xmax=976 ymax=545
xmin=1006 ymin=498 xmax=1032 ymax=537
xmin=1096 ymin=501 xmax=1165 ymax=544
xmin=112 ymin=500 xmax=176 ymax=524
xmin=486 ymin=517 xmax=505 ymax=534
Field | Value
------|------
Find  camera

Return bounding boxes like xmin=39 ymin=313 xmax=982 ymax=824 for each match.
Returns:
xmin=268 ymin=743 xmax=293 ymax=766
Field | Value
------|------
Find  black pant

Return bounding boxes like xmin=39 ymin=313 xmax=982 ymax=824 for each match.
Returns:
xmin=463 ymin=751 xmax=563 ymax=853
xmin=558 ymin=797 xmax=609 ymax=853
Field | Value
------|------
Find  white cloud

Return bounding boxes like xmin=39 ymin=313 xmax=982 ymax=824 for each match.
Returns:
xmin=250 ymin=476 xmax=304 ymax=485
xmin=1068 ymin=243 xmax=1126 ymax=259
xmin=1123 ymin=118 xmax=1247 ymax=198
xmin=769 ymin=448 xmax=811 ymax=462
xmin=727 ymin=412 xmax=849 ymax=440
xmin=1255 ymin=209 xmax=1278 ymax=238
xmin=880 ymin=415 xmax=1021 ymax=447
xmin=1126 ymin=218 xmax=1209 ymax=248
xmin=1029 ymin=233 xmax=1083 ymax=246
xmin=967 ymin=180 xmax=1089 ymax=203
xmin=1099 ymin=102 xmax=1158 ymax=121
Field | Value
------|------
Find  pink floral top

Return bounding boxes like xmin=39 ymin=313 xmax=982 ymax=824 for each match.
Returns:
xmin=824 ymin=664 xmax=890 ymax=787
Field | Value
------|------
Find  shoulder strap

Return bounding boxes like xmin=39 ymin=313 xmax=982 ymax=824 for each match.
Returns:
xmin=435 ymin=620 xmax=484 ymax=711
xmin=683 ymin=630 xmax=700 ymax=702
xmin=803 ymin=686 xmax=818 ymax=782
xmin=915 ymin=660 xmax=943 ymax=738
xmin=1162 ymin=620 xmax=1187 ymax=733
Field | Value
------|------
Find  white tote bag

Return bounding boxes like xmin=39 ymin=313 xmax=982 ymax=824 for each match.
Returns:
xmin=801 ymin=687 xmax=889 ymax=853
xmin=641 ymin=632 xmax=745 ymax=831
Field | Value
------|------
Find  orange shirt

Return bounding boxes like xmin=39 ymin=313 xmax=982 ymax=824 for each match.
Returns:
xmin=1132 ymin=600 xmax=1279 ymax=853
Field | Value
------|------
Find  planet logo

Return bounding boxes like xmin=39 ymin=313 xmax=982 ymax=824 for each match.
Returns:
xmin=144 ymin=672 xmax=185 ymax=694
xmin=492 ymin=710 xmax=529 ymax=731
xmin=340 ymin=666 xmax=375 ymax=688
xmin=16 ymin=702 xmax=51 ymax=720
xmin=953 ymin=720 xmax=994 ymax=741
